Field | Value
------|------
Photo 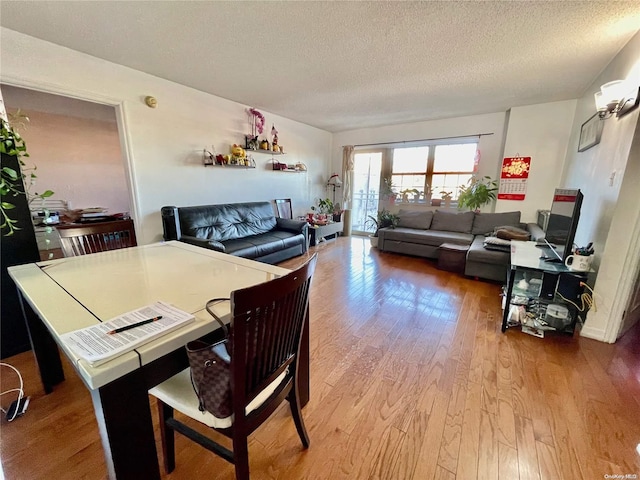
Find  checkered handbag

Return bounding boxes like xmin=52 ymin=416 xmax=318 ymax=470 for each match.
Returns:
xmin=186 ymin=298 xmax=232 ymax=418
xmin=186 ymin=338 xmax=232 ymax=418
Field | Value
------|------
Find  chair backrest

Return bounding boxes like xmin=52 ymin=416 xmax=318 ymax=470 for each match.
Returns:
xmin=274 ymin=199 xmax=293 ymax=219
xmin=56 ymin=219 xmax=137 ymax=257
xmin=229 ymin=253 xmax=317 ymax=408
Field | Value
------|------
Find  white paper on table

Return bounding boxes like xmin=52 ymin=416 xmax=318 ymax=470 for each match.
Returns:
xmin=60 ymin=301 xmax=195 ymax=366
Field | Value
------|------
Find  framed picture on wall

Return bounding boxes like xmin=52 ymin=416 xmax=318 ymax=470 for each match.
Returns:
xmin=578 ymin=113 xmax=604 ymax=152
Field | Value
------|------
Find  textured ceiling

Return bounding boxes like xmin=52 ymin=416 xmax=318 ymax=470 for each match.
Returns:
xmin=1 ymin=1 xmax=640 ymax=132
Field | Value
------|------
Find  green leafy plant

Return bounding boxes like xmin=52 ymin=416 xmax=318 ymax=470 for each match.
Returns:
xmin=365 ymin=209 xmax=399 ymax=237
xmin=311 ymin=198 xmax=334 ymax=215
xmin=457 ymin=175 xmax=498 ymax=211
xmin=380 ymin=175 xmax=396 ymax=199
xmin=1 ymin=115 xmax=54 ymax=235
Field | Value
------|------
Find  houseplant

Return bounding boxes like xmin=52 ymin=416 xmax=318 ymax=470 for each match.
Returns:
xmin=457 ymin=175 xmax=498 ymax=212
xmin=365 ymin=209 xmax=399 ymax=248
xmin=1 ymin=115 xmax=54 ymax=235
xmin=380 ymin=175 xmax=397 ymax=204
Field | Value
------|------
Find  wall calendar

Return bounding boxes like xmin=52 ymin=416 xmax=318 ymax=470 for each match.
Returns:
xmin=498 ymin=156 xmax=531 ymax=200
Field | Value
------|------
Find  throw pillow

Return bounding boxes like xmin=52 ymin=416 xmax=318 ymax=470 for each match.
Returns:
xmin=483 ymin=236 xmax=512 ymax=252
xmin=471 ymin=211 xmax=521 ymax=235
xmin=431 ymin=210 xmax=475 ymax=233
xmin=396 ymin=210 xmax=433 ymax=229
xmin=489 ymin=224 xmax=530 ymax=236
xmin=496 ymin=228 xmax=530 ymax=241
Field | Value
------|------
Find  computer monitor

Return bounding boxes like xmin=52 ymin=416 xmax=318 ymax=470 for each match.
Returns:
xmin=544 ymin=188 xmax=583 ymax=262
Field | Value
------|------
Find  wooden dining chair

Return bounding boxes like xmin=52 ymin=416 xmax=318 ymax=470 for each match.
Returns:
xmin=274 ymin=198 xmax=293 ymax=219
xmin=55 ymin=219 xmax=137 ymax=257
xmin=149 ymin=253 xmax=317 ymax=480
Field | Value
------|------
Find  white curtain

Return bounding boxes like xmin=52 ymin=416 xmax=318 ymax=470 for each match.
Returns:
xmin=342 ymin=146 xmax=354 ymax=208
xmin=342 ymin=146 xmax=354 ymax=236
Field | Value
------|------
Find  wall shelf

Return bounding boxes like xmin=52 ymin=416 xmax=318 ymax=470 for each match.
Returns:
xmin=250 ymin=148 xmax=285 ymax=156
xmin=204 ymin=163 xmax=255 ymax=169
xmin=271 ymin=160 xmax=307 ymax=173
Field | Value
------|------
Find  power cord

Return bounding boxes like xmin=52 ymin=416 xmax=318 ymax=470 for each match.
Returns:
xmin=0 ymin=362 xmax=29 ymax=422
xmin=556 ymin=281 xmax=597 ymax=313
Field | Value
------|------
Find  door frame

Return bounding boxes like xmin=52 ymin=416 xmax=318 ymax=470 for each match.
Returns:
xmin=0 ymin=77 xmax=140 ymax=241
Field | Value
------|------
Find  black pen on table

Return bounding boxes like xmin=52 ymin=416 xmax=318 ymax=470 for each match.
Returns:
xmin=107 ymin=316 xmax=163 ymax=335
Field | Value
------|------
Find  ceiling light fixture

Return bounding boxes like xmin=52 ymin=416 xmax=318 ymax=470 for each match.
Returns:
xmin=594 ymin=80 xmax=640 ymax=119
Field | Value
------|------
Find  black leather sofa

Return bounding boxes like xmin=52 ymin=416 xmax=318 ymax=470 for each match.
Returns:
xmin=161 ymin=202 xmax=308 ymax=264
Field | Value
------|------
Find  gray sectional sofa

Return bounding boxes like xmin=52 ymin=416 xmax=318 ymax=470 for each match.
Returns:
xmin=378 ymin=209 xmax=544 ymax=282
xmin=161 ymin=202 xmax=308 ymax=264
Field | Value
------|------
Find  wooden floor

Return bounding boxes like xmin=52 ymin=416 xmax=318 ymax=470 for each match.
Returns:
xmin=1 ymin=236 xmax=639 ymax=479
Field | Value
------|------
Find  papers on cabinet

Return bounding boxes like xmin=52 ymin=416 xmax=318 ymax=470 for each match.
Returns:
xmin=61 ymin=301 xmax=195 ymax=366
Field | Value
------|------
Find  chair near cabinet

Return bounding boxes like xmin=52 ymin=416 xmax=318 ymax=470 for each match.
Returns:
xmin=56 ymin=219 xmax=137 ymax=257
xmin=274 ymin=198 xmax=293 ymax=219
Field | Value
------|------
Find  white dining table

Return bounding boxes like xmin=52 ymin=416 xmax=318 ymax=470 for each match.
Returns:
xmin=8 ymin=241 xmax=308 ymax=480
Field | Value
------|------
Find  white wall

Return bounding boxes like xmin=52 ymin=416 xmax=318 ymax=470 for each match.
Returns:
xmin=497 ymin=100 xmax=577 ymax=222
xmin=562 ymin=30 xmax=640 ymax=341
xmin=0 ymin=28 xmax=332 ymax=244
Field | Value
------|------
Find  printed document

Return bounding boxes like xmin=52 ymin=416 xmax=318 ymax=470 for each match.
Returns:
xmin=61 ymin=301 xmax=195 ymax=366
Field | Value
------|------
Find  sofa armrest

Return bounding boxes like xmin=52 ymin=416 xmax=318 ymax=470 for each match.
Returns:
xmin=179 ymin=235 xmax=226 ymax=253
xmin=526 ymin=222 xmax=545 ymax=241
xmin=276 ymin=218 xmax=307 ymax=234
xmin=275 ymin=218 xmax=309 ymax=252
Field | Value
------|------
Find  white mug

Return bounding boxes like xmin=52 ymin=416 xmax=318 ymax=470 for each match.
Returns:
xmin=565 ymin=254 xmax=593 ymax=272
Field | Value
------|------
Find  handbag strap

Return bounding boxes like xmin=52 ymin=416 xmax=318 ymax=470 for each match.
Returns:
xmin=205 ymin=297 xmax=230 ymax=338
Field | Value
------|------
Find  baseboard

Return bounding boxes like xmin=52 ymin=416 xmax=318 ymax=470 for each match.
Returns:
xmin=579 ymin=325 xmax=610 ymax=343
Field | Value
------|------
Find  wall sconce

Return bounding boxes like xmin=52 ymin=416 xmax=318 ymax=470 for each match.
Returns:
xmin=327 ymin=173 xmax=342 ymax=202
xmin=594 ymin=80 xmax=640 ymax=119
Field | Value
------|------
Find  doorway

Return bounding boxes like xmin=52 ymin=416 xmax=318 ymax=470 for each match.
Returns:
xmin=618 ymin=264 xmax=640 ymax=338
xmin=351 ymin=151 xmax=382 ymax=234
xmin=1 ymin=85 xmax=132 ymax=258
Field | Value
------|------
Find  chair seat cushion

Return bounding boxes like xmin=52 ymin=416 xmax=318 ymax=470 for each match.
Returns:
xmin=150 ymin=368 xmax=287 ymax=429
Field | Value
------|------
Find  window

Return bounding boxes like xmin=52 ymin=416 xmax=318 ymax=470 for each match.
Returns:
xmin=390 ymin=142 xmax=477 ymax=201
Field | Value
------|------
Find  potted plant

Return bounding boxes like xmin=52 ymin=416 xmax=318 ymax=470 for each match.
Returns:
xmin=440 ymin=191 xmax=453 ymax=208
xmin=332 ymin=202 xmax=344 ymax=222
xmin=365 ymin=209 xmax=399 ymax=248
xmin=457 ymin=175 xmax=498 ymax=212
xmin=380 ymin=176 xmax=397 ymax=204
xmin=310 ymin=198 xmax=334 ymax=224
xmin=1 ymin=114 xmax=54 ymax=235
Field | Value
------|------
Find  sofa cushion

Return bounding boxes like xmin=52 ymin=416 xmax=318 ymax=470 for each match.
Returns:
xmin=467 ymin=236 xmax=511 ymax=264
xmin=223 ymin=232 xmax=304 ymax=259
xmin=381 ymin=227 xmax=473 ymax=247
xmin=430 ymin=210 xmax=475 ymax=233
xmin=396 ymin=210 xmax=433 ymax=229
xmin=179 ymin=202 xmax=277 ymax=242
xmin=471 ymin=211 xmax=521 ymax=235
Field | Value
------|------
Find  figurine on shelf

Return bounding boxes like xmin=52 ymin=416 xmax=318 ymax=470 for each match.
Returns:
xmin=271 ymin=124 xmax=279 ymax=150
xmin=231 ymin=144 xmax=246 ymax=165
xmin=245 ymin=135 xmax=258 ymax=151
xmin=203 ymin=148 xmax=215 ymax=166
xmin=260 ymin=139 xmax=269 ymax=151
